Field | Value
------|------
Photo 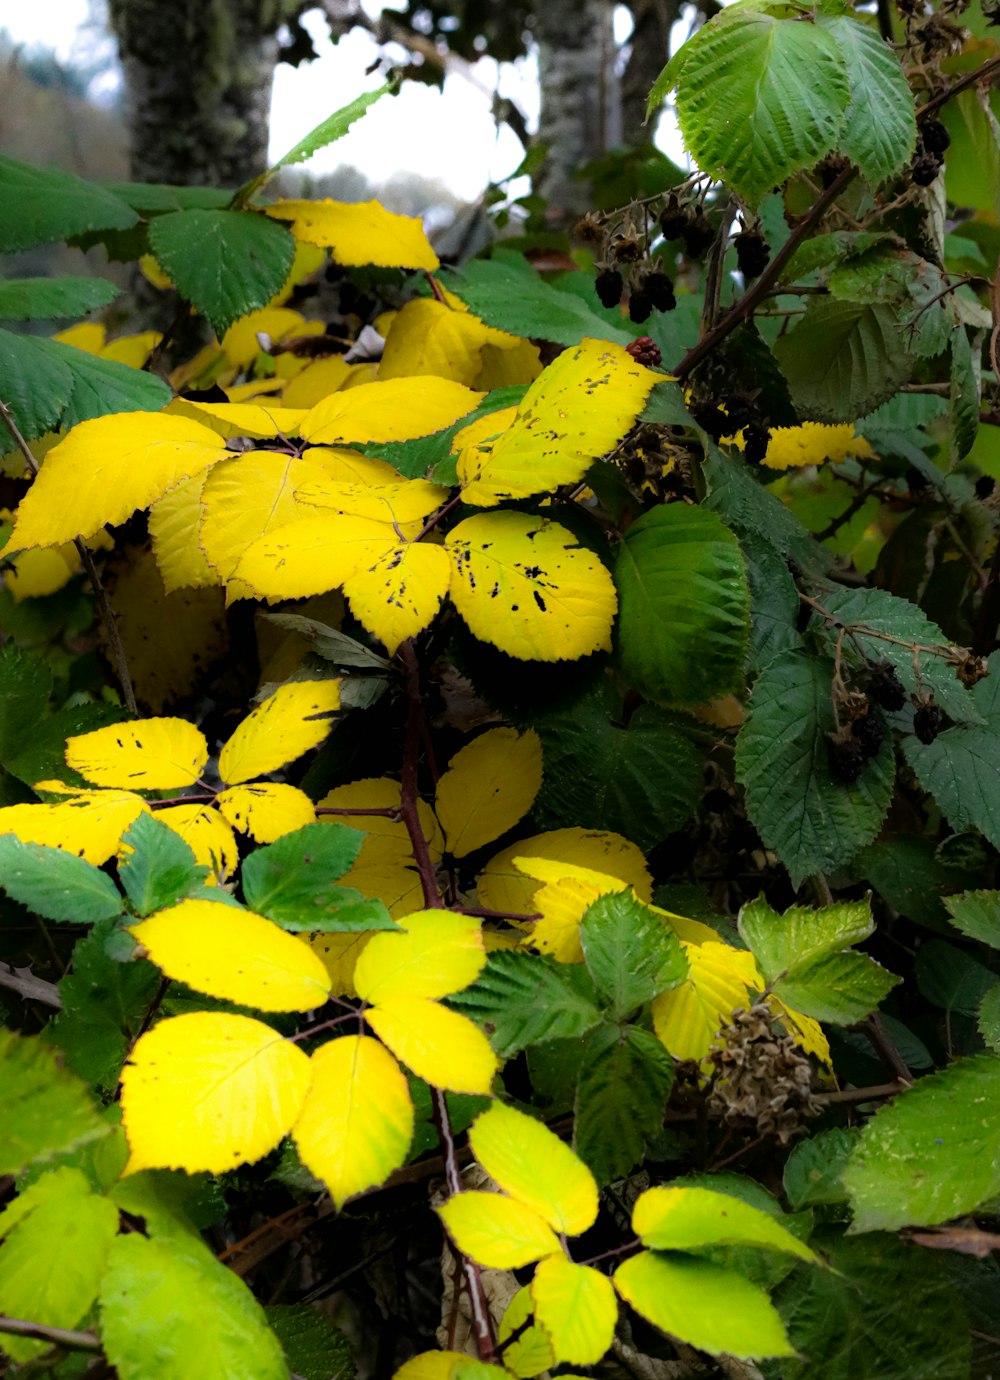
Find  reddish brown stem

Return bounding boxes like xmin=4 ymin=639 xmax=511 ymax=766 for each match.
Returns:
xmin=397 ymin=641 xmax=445 ymax=909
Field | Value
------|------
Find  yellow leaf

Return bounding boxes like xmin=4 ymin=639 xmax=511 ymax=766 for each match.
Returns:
xmin=456 ymin=339 xmax=661 ymax=506
xmin=282 ymin=359 xmax=374 ymax=409
xmin=317 ymin=776 xmax=444 ymax=865
xmin=437 ymin=1192 xmax=560 ymax=1268
xmin=235 ymin=514 xmax=399 ymax=603
xmin=296 ymin=478 xmax=449 ymax=525
xmin=0 ymin=793 xmax=147 ymax=865
xmin=130 ymin=899 xmax=332 ymax=1012
xmin=219 ymin=680 xmax=341 ymax=785
xmin=337 ymin=861 xmax=425 ymax=919
xmin=366 ymin=996 xmax=497 ymax=1094
xmin=156 ymin=804 xmax=238 ymax=882
xmin=4 ymin=543 xmax=80 ymax=601
xmin=531 ymin=1255 xmax=617 ymax=1365
xmin=311 ymin=931 xmax=372 ymax=997
xmin=651 ymin=903 xmax=725 ymax=947
xmin=65 ymin=718 xmax=209 ymax=790
xmin=342 ymin=540 xmax=452 ymax=655
xmin=302 ymin=446 xmax=403 ymax=485
xmin=759 ymin=421 xmax=874 ymax=471
xmin=446 ymin=512 xmax=617 ymax=662
xmin=651 ymin=941 xmax=761 ymax=1063
xmin=354 ymin=910 xmax=486 ymax=1004
xmin=217 ymin=782 xmax=316 ymax=843
xmin=139 ymin=253 xmax=172 ymax=290
xmin=266 ymin=198 xmax=440 ymax=271
xmin=631 ymin=1185 xmax=817 ymax=1264
xmin=379 ymin=298 xmax=499 ymax=386
xmin=148 ymin=475 xmax=217 ymax=592
xmin=498 ymin=1287 xmax=556 ymax=1378
xmin=10 ymin=413 xmax=227 ymax=550
xmin=469 ymin=1102 xmax=597 ymax=1234
xmin=435 ymin=728 xmax=543 ymax=859
xmin=293 ymin=1034 xmax=414 ymax=1208
xmin=477 ymin=828 xmax=652 ymax=921
xmin=451 ymin=407 xmax=518 ymax=475
xmin=221 ymin=307 xmax=305 ymax=369
xmin=300 ymin=377 xmax=481 ymax=446
xmin=199 ymin=450 xmax=336 ymax=581
xmin=121 ymin=1012 xmax=312 ymax=1173
xmin=474 ymin=339 xmax=542 ymax=391
xmin=53 ymin=322 xmax=105 ymax=352
xmin=769 ymin=996 xmax=832 ymax=1067
xmin=185 ymin=401 xmax=308 ymax=439
xmin=394 ymin=1353 xmax=510 ymax=1380
xmin=100 ymin=331 xmax=162 ymax=369
xmin=514 ymin=859 xmax=630 ymax=964
xmin=225 ymin=377 xmax=287 ymax=402
xmin=268 ymin=238 xmax=327 ymax=308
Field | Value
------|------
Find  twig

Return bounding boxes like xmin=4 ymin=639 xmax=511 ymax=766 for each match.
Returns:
xmin=397 ymin=641 xmax=445 ymax=908
xmin=0 ymin=400 xmax=138 ymax=716
xmin=918 ymin=52 xmax=1000 ymax=121
xmin=814 ymin=481 xmax=882 ymax=543
xmin=0 ymin=1316 xmax=100 ymax=1353
xmin=814 ymin=1080 xmax=904 ymax=1107
xmin=0 ymin=961 xmax=61 ymax=1009
xmin=864 ymin=1012 xmax=914 ymax=1085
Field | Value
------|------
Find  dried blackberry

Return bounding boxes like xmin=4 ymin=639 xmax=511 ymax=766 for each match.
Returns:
xmin=913 ymin=701 xmax=944 ymax=744
xmin=683 ymin=211 xmax=715 ymax=257
xmin=690 ymin=403 xmax=730 ymax=443
xmin=921 ymin=119 xmax=951 ymax=156
xmin=827 ymin=737 xmax=867 ymax=784
xmin=743 ymin=424 xmax=771 ymax=466
xmin=954 ymin=651 xmax=990 ymax=688
xmin=852 ymin=711 xmax=886 ymax=760
xmin=574 ymin=212 xmax=605 ymax=243
xmin=976 ymin=475 xmax=996 ymax=499
xmin=595 ymin=267 xmax=624 ymax=309
xmin=734 ymin=229 xmax=771 ymax=279
xmin=628 ymin=290 xmax=653 ymax=324
xmin=911 ymin=152 xmax=942 ymax=186
xmin=703 ymin=787 xmax=732 ymax=814
xmin=722 ymin=395 xmax=754 ymax=432
xmin=646 ymin=271 xmax=677 ymax=313
xmin=659 ymin=195 xmax=689 ymax=241
xmin=866 ymin=661 xmax=907 ymax=712
xmin=627 ymin=336 xmax=662 ymax=368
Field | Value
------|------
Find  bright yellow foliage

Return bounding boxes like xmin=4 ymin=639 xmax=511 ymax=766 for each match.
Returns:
xmin=364 ymin=997 xmax=497 ymax=1095
xmin=3 ymin=543 xmax=80 ymax=601
xmin=216 ymin=782 xmax=316 ymax=842
xmin=311 ymin=931 xmax=372 ymax=997
xmin=531 ymin=1255 xmax=618 ymax=1365
xmin=156 ymin=804 xmax=239 ymax=881
xmin=380 ymin=298 xmax=511 ymax=386
xmin=342 ymin=541 xmax=452 ymax=656
xmin=498 ymin=1288 xmax=556 ymax=1378
xmin=265 ymin=198 xmax=440 ymax=271
xmin=317 ymin=777 xmax=444 ymax=865
xmin=437 ymin=1192 xmax=561 ymax=1268
xmin=435 ymin=728 xmax=543 ymax=859
xmin=513 ymin=860 xmax=631 ymax=963
xmin=64 ymin=718 xmax=209 ymax=791
xmin=354 ymin=910 xmax=486 ymax=1003
xmin=0 ymin=792 xmax=147 ymax=865
xmin=300 ymin=377 xmax=481 ymax=446
xmin=762 ymin=421 xmax=875 ymax=470
xmin=218 ymin=680 xmax=341 ymax=785
xmin=130 ymin=899 xmax=332 ymax=1012
xmin=651 ymin=941 xmax=762 ymax=1062
xmin=468 ymin=1102 xmax=598 ymax=1235
xmin=476 ymin=828 xmax=652 ymax=921
xmin=148 ymin=475 xmax=217 ymax=592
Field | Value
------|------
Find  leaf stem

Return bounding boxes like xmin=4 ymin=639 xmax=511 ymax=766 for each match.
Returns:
xmin=0 ymin=1315 xmax=101 ymax=1353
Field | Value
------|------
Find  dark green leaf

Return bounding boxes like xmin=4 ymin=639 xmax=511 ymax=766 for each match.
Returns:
xmin=916 ymin=938 xmax=995 ymax=1017
xmin=0 ymin=327 xmax=75 ymax=443
xmin=979 ymin=983 xmax=1000 ymax=1049
xmin=0 ymin=1031 xmax=110 ymax=1175
xmin=49 ymin=340 xmax=171 ymax=428
xmin=5 ymin=701 xmax=128 ymax=788
xmin=0 ymin=836 xmax=123 ymax=924
xmin=0 ymin=155 xmax=137 ymax=252
xmin=773 ymin=299 xmax=913 ymax=422
xmin=574 ymin=1023 xmax=673 ymax=1182
xmin=735 ymin=651 xmax=895 ymax=885
xmin=818 ymin=17 xmax=916 ymax=186
xmin=949 ymin=326 xmax=982 ymax=465
xmin=102 ymin=183 xmax=233 ymax=213
xmin=783 ymin=1127 xmax=860 ymax=1208
xmin=449 ymin=952 xmax=602 ymax=1058
xmin=0 ymin=643 xmax=50 ymax=763
xmin=0 ymin=276 xmax=118 ymax=322
xmin=579 ymin=891 xmax=688 ymax=1019
xmin=702 ymin=447 xmax=824 ymax=572
xmin=240 ymin=824 xmax=390 ymax=931
xmin=855 ymin=837 xmax=968 ymax=926
xmin=265 ymin=1304 xmax=353 ymax=1380
xmin=118 ymin=814 xmax=208 ymax=917
xmin=741 ymin=531 xmax=803 ymax=673
xmin=615 ymin=504 xmax=749 ymax=707
xmin=148 ymin=209 xmax=296 ymax=337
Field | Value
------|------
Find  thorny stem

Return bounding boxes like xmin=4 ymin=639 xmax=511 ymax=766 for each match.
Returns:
xmin=431 ymin=1087 xmax=496 ymax=1360
xmin=397 ymin=641 xmax=445 ymax=909
xmin=918 ymin=52 xmax=1000 ymax=121
xmin=0 ymin=1316 xmax=101 ymax=1353
xmin=0 ymin=400 xmax=138 ymax=716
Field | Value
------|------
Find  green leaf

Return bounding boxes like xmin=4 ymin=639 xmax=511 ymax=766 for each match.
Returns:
xmin=667 ymin=10 xmax=849 ymax=210
xmin=49 ymin=338 xmax=172 ymax=428
xmin=264 ymin=1304 xmax=353 ymax=1380
xmin=703 ymin=446 xmax=822 ymax=571
xmin=0 ymin=326 xmax=75 ymax=443
xmin=979 ymin=983 xmax=1000 ymax=1049
xmin=818 ymin=17 xmax=916 ymax=187
xmin=4 ymin=701 xmax=128 ymax=789
xmin=843 ymin=1053 xmax=1000 ymax=1231
xmin=241 ymin=823 xmax=392 ymax=931
xmin=902 ymin=652 xmax=1000 ymax=850
xmin=575 ymin=1024 xmax=673 ymax=1182
xmin=783 ymin=1127 xmax=860 ymax=1208
xmin=449 ymin=952 xmax=602 ymax=1058
xmin=118 ymin=813 xmax=208 ymax=917
xmin=773 ymin=951 xmax=899 ymax=1025
xmin=614 ymin=1250 xmax=794 ymax=1359
xmin=942 ymin=89 xmax=1000 ymax=215
xmin=0 ymin=155 xmax=137 ymax=251
xmin=369 ymin=385 xmax=529 ymax=484
xmin=0 ymin=275 xmax=118 ymax=322
xmin=735 ymin=651 xmax=895 ymax=886
xmin=633 ymin=1184 xmax=816 ymax=1262
xmin=48 ymin=919 xmax=161 ymax=1092
xmin=773 ymin=299 xmax=913 ymax=422
xmin=0 ymin=643 xmax=50 ymax=762
xmin=854 ymin=837 xmax=969 ymax=927
xmin=739 ymin=895 xmax=874 ymax=982
xmin=148 ymin=209 xmax=296 ymax=337
xmin=916 ymin=938 xmax=995 ymax=1018
xmin=0 ymin=836 xmax=123 ymax=923
xmin=945 ymin=890 xmax=1000 ymax=948
xmin=949 ymin=325 xmax=982 ymax=465
xmin=614 ymin=504 xmax=750 ymax=707
xmin=0 ymin=1167 xmax=119 ymax=1362
xmin=742 ymin=531 xmax=803 ymax=672
xmin=438 ymin=250 xmax=634 ymax=347
xmin=0 ymin=1031 xmax=110 ymax=1176
xmin=99 ymin=1232 xmax=290 ymax=1380
xmin=579 ymin=891 xmax=688 ymax=1019
xmin=533 ymin=684 xmax=702 ymax=849
xmin=103 ymin=183 xmax=234 ymax=213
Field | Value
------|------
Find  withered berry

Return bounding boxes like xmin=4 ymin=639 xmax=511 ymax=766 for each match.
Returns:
xmin=595 ymin=268 xmax=624 ymax=309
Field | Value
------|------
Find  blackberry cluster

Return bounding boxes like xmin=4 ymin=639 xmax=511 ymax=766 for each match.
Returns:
xmin=659 ymin=193 xmax=715 ymax=257
xmin=911 ymin=119 xmax=952 ymax=187
xmin=626 ymin=336 xmax=662 ymax=368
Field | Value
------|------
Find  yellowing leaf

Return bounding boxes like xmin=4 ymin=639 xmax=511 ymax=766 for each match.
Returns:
xmin=770 ymin=996 xmax=832 ymax=1067
xmin=531 ymin=1255 xmax=617 ymax=1365
xmin=217 ymin=782 xmax=316 ymax=843
xmin=266 ymin=198 xmax=440 ymax=271
xmin=366 ymin=996 xmax=497 ymax=1094
xmin=100 ymin=330 xmax=162 ymax=369
xmin=317 ymin=777 xmax=444 ymax=865
xmin=148 ymin=474 xmax=217 ymax=591
xmin=311 ymin=931 xmax=372 ymax=997
xmin=760 ymin=421 xmax=874 ymax=471
xmin=297 ymin=478 xmax=448 ymax=525
xmin=395 ymin=1353 xmax=510 ymax=1380
xmin=292 ymin=1034 xmax=414 ymax=1208
xmin=498 ymin=1287 xmax=556 ymax=1378
xmin=121 ymin=1012 xmax=312 ymax=1173
xmin=456 ymin=339 xmax=661 ymax=506
xmin=185 ymin=401 xmax=308 ymax=439
xmin=435 ymin=728 xmax=542 ymax=859
xmin=380 ymin=298 xmax=501 ymax=385
xmin=342 ymin=540 xmax=452 ymax=655
xmin=515 ymin=859 xmax=630 ymax=964
xmin=437 ymin=1192 xmax=560 ymax=1268
xmin=221 ymin=307 xmax=305 ymax=369
xmin=651 ymin=942 xmax=762 ymax=1062
xmin=157 ymin=804 xmax=238 ymax=881
xmin=652 ymin=903 xmax=724 ymax=947
xmin=130 ymin=898 xmax=332 ymax=1012
xmin=10 ymin=413 xmax=227 ymax=549
xmin=282 ymin=360 xmax=375 ymax=409
xmin=218 ymin=680 xmax=341 ymax=785
xmin=631 ymin=1185 xmax=817 ymax=1263
xmin=235 ymin=514 xmax=399 ymax=602
xmin=477 ymin=828 xmax=652 ymax=921
xmin=53 ymin=322 xmax=105 ymax=352
xmin=469 ymin=1102 xmax=597 ymax=1234
xmin=301 ymin=377 xmax=481 ymax=446
xmin=4 ymin=543 xmax=80 ymax=601
xmin=337 ymin=861 xmax=425 ymax=919
xmin=475 ymin=339 xmax=542 ymax=391
xmin=64 ymin=719 xmax=208 ymax=790
xmin=446 ymin=513 xmax=617 ymax=662
xmin=301 ymin=446 xmax=403 ymax=485
xmin=355 ymin=910 xmax=485 ymax=1004
xmin=199 ymin=451 xmax=337 ymax=582
xmin=0 ymin=793 xmax=147 ymax=865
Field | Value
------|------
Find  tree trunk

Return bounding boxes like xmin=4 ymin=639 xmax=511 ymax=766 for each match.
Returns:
xmin=620 ymin=0 xmax=681 ymax=150
xmin=108 ymin=0 xmax=288 ymax=187
xmin=532 ymin=0 xmax=620 ymax=227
